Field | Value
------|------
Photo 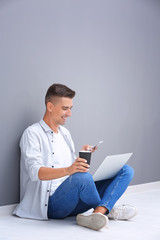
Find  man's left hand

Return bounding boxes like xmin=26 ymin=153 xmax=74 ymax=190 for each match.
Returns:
xmin=81 ymin=145 xmax=97 ymax=152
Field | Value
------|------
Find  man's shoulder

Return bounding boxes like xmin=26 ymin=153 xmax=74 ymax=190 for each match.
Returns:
xmin=22 ymin=122 xmax=42 ymax=138
xmin=25 ymin=122 xmax=41 ymax=131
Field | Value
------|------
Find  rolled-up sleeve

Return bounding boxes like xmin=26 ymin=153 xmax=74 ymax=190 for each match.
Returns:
xmin=20 ymin=128 xmax=43 ymax=181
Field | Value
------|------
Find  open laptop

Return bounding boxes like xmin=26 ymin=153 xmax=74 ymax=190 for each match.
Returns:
xmin=93 ymin=153 xmax=133 ymax=181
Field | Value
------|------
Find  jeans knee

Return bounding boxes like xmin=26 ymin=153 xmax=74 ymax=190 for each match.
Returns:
xmin=122 ymin=165 xmax=134 ymax=181
xmin=72 ymin=172 xmax=93 ymax=181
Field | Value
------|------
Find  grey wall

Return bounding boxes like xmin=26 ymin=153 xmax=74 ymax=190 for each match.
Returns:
xmin=0 ymin=0 xmax=160 ymax=206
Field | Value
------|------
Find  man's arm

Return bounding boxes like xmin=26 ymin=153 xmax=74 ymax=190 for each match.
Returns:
xmin=38 ymin=157 xmax=90 ymax=180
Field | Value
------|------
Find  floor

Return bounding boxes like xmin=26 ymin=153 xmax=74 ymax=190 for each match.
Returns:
xmin=0 ymin=184 xmax=160 ymax=240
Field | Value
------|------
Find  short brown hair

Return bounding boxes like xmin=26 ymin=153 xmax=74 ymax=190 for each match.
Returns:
xmin=45 ymin=83 xmax=76 ymax=105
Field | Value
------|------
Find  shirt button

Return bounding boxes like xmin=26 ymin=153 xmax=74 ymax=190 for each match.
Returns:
xmin=47 ymin=190 xmax=49 ymax=193
xmin=45 ymin=204 xmax=47 ymax=207
xmin=52 ymin=152 xmax=54 ymax=154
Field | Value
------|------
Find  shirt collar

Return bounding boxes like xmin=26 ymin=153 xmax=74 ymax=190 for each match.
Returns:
xmin=39 ymin=119 xmax=61 ymax=134
xmin=39 ymin=119 xmax=53 ymax=133
xmin=39 ymin=119 xmax=73 ymax=151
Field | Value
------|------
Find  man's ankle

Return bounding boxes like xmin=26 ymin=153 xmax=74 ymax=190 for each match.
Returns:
xmin=93 ymin=206 xmax=109 ymax=215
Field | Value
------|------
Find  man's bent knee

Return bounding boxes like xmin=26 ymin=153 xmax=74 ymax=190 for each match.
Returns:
xmin=70 ymin=172 xmax=94 ymax=187
xmin=71 ymin=172 xmax=93 ymax=181
xmin=122 ymin=165 xmax=134 ymax=181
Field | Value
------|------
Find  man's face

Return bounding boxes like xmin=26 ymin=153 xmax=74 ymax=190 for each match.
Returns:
xmin=48 ymin=97 xmax=73 ymax=126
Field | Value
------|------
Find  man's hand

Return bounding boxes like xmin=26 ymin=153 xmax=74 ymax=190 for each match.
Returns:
xmin=81 ymin=145 xmax=97 ymax=152
xmin=67 ymin=158 xmax=90 ymax=175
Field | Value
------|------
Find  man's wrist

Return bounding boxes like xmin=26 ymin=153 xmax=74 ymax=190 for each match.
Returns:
xmin=66 ymin=166 xmax=71 ymax=176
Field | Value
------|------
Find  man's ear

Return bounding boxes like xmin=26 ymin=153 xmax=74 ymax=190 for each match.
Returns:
xmin=46 ymin=102 xmax=53 ymax=113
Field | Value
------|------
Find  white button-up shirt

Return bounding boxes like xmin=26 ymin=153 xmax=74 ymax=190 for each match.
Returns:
xmin=13 ymin=120 xmax=76 ymax=220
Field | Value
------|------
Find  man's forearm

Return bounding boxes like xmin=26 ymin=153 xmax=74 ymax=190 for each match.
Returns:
xmin=38 ymin=166 xmax=70 ymax=180
xmin=38 ymin=157 xmax=89 ymax=180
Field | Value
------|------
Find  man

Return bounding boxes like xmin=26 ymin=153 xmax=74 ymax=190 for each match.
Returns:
xmin=13 ymin=83 xmax=137 ymax=231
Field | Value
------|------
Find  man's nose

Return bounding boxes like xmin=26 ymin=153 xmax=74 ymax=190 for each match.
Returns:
xmin=67 ymin=109 xmax=72 ymax=116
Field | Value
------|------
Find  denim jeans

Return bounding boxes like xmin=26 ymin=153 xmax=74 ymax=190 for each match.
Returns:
xmin=48 ymin=165 xmax=134 ymax=219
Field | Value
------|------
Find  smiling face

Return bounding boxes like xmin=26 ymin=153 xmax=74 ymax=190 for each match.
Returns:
xmin=46 ymin=97 xmax=73 ymax=128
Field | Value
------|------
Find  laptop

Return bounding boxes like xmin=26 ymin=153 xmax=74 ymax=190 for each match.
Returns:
xmin=93 ymin=153 xmax=133 ymax=181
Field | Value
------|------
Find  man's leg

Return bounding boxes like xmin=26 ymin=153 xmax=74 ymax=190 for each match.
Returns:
xmin=72 ymin=165 xmax=135 ymax=230
xmin=48 ymin=165 xmax=135 ymax=230
xmin=48 ymin=172 xmax=108 ymax=230
xmin=48 ymin=172 xmax=101 ymax=219
xmin=93 ymin=165 xmax=136 ymax=219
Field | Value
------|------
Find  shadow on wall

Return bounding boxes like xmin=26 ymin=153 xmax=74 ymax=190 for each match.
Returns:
xmin=0 ymin=110 xmax=41 ymax=206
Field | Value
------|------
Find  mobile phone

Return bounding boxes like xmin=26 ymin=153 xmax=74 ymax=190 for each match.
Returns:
xmin=92 ymin=141 xmax=103 ymax=150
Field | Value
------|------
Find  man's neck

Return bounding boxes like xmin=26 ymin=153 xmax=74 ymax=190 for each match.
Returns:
xmin=43 ymin=115 xmax=59 ymax=133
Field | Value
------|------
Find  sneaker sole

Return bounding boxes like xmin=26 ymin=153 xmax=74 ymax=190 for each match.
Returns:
xmin=76 ymin=213 xmax=108 ymax=231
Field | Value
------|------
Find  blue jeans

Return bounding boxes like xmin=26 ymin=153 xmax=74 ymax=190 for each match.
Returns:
xmin=48 ymin=165 xmax=134 ymax=219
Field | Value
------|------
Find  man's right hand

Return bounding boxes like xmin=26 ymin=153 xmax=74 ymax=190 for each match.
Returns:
xmin=67 ymin=158 xmax=90 ymax=175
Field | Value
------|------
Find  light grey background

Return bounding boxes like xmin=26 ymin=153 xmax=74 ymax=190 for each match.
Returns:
xmin=0 ymin=0 xmax=160 ymax=206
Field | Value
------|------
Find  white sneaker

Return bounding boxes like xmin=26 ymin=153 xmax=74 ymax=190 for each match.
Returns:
xmin=76 ymin=212 xmax=108 ymax=231
xmin=108 ymin=204 xmax=137 ymax=220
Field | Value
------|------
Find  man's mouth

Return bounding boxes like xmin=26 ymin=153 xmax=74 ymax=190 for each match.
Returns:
xmin=62 ymin=116 xmax=67 ymax=121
